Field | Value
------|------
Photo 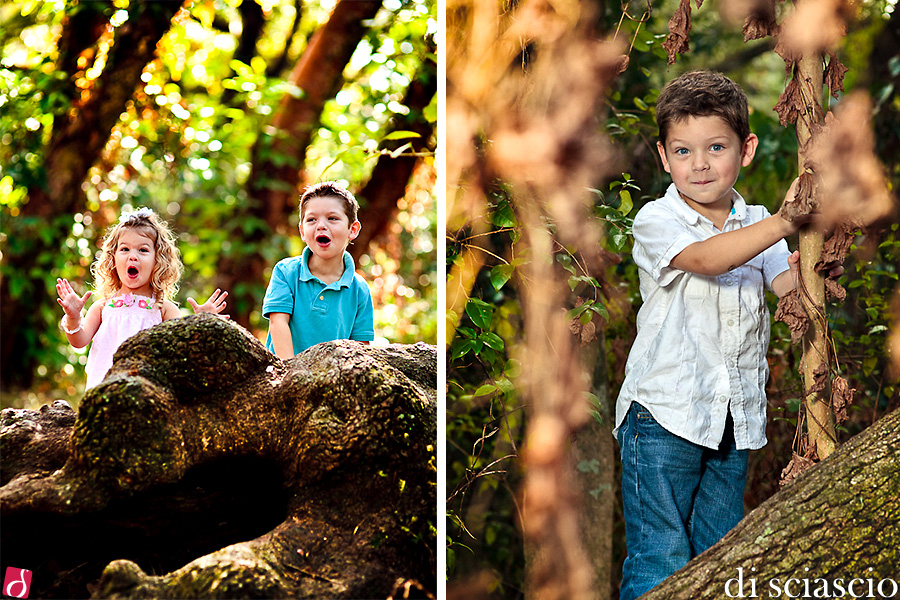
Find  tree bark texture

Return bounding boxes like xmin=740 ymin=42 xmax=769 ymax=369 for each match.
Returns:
xmin=0 ymin=1 xmax=183 ymax=389
xmin=640 ymin=407 xmax=900 ymax=599
xmin=1 ymin=315 xmax=437 ymax=599
xmin=570 ymin=334 xmax=615 ymax=600
xmin=795 ymin=51 xmax=837 ymax=460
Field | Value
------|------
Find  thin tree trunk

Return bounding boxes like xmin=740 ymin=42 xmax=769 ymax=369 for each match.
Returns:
xmin=570 ymin=332 xmax=614 ymax=600
xmin=795 ymin=52 xmax=836 ymax=459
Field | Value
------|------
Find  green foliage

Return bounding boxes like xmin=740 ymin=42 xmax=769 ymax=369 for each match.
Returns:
xmin=446 ymin=168 xmax=638 ymax=588
xmin=447 ymin=3 xmax=899 ymax=595
xmin=1 ymin=0 xmax=436 ymax=402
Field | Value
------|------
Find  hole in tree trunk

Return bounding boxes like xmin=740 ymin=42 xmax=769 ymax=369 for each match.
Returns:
xmin=2 ymin=456 xmax=290 ymax=599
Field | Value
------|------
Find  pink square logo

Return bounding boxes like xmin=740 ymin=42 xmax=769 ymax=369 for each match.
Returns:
xmin=3 ymin=568 xmax=31 ymax=599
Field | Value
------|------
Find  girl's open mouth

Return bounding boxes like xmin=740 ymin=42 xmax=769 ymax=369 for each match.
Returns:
xmin=127 ymin=266 xmax=139 ymax=277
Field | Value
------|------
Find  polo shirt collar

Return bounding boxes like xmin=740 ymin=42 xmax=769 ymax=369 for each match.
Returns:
xmin=663 ymin=183 xmax=748 ymax=226
xmin=298 ymin=246 xmax=356 ymax=288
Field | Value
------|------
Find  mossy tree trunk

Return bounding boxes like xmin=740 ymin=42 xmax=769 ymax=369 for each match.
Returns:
xmin=1 ymin=315 xmax=437 ymax=600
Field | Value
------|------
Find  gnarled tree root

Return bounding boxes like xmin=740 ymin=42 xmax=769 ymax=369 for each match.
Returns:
xmin=1 ymin=314 xmax=437 ymax=599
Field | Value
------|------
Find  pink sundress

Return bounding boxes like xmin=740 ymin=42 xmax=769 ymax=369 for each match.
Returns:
xmin=85 ymin=293 xmax=162 ymax=389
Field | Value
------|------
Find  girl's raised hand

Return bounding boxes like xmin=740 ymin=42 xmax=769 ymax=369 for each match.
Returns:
xmin=56 ymin=278 xmax=92 ymax=317
xmin=187 ymin=289 xmax=229 ymax=319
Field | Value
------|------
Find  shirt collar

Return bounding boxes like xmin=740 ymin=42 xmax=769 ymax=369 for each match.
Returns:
xmin=299 ymin=246 xmax=356 ymax=288
xmin=663 ymin=183 xmax=748 ymax=226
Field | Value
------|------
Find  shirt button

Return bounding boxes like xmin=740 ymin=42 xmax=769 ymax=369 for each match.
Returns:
xmin=727 ymin=319 xmax=735 ymax=327
xmin=320 ymin=295 xmax=325 ymax=300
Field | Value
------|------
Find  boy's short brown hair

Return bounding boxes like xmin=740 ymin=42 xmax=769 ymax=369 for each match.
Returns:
xmin=656 ymin=70 xmax=751 ymax=148
xmin=299 ymin=181 xmax=360 ymax=223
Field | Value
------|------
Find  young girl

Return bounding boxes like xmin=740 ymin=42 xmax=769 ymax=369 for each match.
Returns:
xmin=57 ymin=207 xmax=228 ymax=389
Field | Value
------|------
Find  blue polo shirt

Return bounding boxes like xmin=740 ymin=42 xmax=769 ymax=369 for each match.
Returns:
xmin=263 ymin=247 xmax=375 ymax=355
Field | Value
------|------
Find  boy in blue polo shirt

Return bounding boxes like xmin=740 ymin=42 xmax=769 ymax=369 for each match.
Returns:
xmin=263 ymin=181 xmax=375 ymax=358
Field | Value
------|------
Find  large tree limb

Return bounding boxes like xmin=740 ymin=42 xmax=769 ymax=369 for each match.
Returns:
xmin=640 ymin=408 xmax=900 ymax=599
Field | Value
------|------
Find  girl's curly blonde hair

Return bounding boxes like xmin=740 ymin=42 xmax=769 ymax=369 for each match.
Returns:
xmin=91 ymin=209 xmax=183 ymax=303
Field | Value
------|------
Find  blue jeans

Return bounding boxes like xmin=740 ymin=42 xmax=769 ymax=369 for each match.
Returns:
xmin=617 ymin=402 xmax=748 ymax=600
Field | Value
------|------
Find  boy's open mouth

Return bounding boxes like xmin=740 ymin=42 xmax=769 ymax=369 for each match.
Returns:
xmin=316 ymin=235 xmax=331 ymax=246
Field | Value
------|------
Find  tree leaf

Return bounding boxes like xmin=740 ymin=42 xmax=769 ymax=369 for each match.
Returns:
xmin=490 ymin=264 xmax=514 ymax=290
xmin=465 ymin=298 xmax=494 ymax=329
xmin=479 ymin=331 xmax=505 ymax=351
xmin=473 ymin=384 xmax=497 ymax=397
xmin=381 ymin=130 xmax=422 ymax=142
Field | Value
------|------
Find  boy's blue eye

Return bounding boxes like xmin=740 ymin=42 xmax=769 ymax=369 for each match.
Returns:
xmin=674 ymin=148 xmax=689 ymax=156
xmin=711 ymin=144 xmax=724 ymax=152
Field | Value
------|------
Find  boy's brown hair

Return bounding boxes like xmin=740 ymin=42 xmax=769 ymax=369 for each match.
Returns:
xmin=299 ymin=181 xmax=359 ymax=223
xmin=656 ymin=70 xmax=751 ymax=148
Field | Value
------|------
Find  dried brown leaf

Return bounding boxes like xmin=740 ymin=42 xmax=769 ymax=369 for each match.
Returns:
xmin=774 ymin=288 xmax=809 ymax=345
xmin=825 ymin=278 xmax=846 ymax=302
xmin=779 ymin=451 xmax=816 ymax=487
xmin=808 ymin=361 xmax=829 ymax=396
xmin=580 ymin=320 xmax=597 ymax=345
xmin=663 ymin=0 xmax=693 ymax=65
xmin=729 ymin=0 xmax=778 ymax=40
xmin=831 ymin=376 xmax=854 ymax=425
xmin=780 ymin=0 xmax=851 ymax=55
xmin=824 ymin=52 xmax=849 ymax=99
xmin=568 ymin=317 xmax=582 ymax=336
xmin=817 ymin=220 xmax=859 ymax=269
xmin=773 ymin=75 xmax=802 ymax=126
xmin=773 ymin=39 xmax=800 ymax=70
xmin=808 ymin=92 xmax=897 ymax=227
xmin=778 ymin=169 xmax=818 ymax=222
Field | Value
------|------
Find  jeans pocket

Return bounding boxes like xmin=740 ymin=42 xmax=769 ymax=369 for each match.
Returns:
xmin=634 ymin=403 xmax=653 ymax=421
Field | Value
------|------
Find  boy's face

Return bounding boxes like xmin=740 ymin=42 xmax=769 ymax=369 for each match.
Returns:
xmin=657 ymin=115 xmax=758 ymax=216
xmin=299 ymin=195 xmax=361 ymax=262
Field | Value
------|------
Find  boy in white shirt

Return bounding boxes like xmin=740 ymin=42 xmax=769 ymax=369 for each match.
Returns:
xmin=614 ymin=71 xmax=836 ymax=599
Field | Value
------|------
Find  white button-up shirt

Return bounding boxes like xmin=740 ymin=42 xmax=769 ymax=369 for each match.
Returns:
xmin=614 ymin=184 xmax=791 ymax=450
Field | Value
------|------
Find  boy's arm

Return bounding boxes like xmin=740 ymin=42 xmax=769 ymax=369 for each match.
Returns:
xmin=671 ymin=178 xmax=819 ymax=277
xmin=771 ymin=251 xmax=801 ymax=298
xmin=268 ymin=312 xmax=295 ymax=360
xmin=349 ymin=281 xmax=375 ymax=344
xmin=770 ymin=251 xmax=845 ymax=298
xmin=671 ymin=213 xmax=798 ymax=277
